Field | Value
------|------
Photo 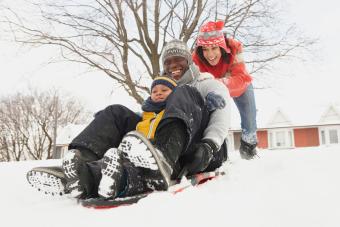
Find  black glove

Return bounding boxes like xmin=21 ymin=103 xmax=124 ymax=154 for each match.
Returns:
xmin=205 ymin=92 xmax=226 ymax=111
xmin=186 ymin=139 xmax=218 ymax=175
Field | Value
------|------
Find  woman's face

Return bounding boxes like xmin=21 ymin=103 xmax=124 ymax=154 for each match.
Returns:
xmin=202 ymin=45 xmax=222 ymax=66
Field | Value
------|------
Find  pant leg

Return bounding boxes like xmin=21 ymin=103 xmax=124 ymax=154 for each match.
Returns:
xmin=69 ymin=104 xmax=142 ymax=158
xmin=233 ymin=83 xmax=258 ymax=145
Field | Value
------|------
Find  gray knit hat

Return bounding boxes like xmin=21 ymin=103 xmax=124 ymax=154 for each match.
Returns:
xmin=161 ymin=39 xmax=193 ymax=65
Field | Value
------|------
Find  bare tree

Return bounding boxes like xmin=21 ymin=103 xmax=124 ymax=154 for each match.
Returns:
xmin=1 ymin=0 xmax=315 ymax=103
xmin=0 ymin=89 xmax=90 ymax=162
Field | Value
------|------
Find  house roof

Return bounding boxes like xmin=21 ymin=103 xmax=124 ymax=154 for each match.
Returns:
xmin=230 ymin=100 xmax=340 ymax=130
xmin=56 ymin=124 xmax=87 ymax=145
xmin=319 ymin=105 xmax=340 ymax=124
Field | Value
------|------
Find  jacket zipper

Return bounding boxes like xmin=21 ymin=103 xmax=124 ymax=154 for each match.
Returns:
xmin=147 ymin=113 xmax=157 ymax=139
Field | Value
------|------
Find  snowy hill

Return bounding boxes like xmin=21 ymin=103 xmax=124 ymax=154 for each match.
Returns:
xmin=1 ymin=146 xmax=340 ymax=227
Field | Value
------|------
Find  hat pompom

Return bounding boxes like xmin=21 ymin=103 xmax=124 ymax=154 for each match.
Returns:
xmin=215 ymin=21 xmax=224 ymax=30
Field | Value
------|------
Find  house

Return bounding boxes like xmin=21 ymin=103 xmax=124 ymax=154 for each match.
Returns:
xmin=53 ymin=124 xmax=87 ymax=159
xmin=229 ymin=104 xmax=340 ymax=151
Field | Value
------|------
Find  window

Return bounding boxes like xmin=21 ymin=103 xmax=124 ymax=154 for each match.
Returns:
xmin=275 ymin=131 xmax=286 ymax=147
xmin=329 ymin=129 xmax=339 ymax=144
xmin=268 ymin=129 xmax=294 ymax=149
xmin=319 ymin=126 xmax=340 ymax=146
xmin=321 ymin=130 xmax=326 ymax=145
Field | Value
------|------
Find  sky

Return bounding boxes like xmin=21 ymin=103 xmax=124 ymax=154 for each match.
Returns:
xmin=1 ymin=145 xmax=340 ymax=227
xmin=1 ymin=0 xmax=340 ymax=114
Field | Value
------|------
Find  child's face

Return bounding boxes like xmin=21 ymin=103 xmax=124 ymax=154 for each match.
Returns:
xmin=202 ymin=44 xmax=222 ymax=66
xmin=151 ymin=84 xmax=173 ymax=102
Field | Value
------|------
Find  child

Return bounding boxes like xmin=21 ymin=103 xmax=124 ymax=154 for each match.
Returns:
xmin=136 ymin=76 xmax=177 ymax=140
xmin=97 ymin=76 xmax=179 ymax=198
xmin=192 ymin=20 xmax=258 ymax=159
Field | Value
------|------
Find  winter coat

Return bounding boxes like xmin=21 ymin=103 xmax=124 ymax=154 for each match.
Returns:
xmin=136 ymin=110 xmax=165 ymax=140
xmin=192 ymin=37 xmax=252 ymax=98
xmin=174 ymin=64 xmax=231 ymax=150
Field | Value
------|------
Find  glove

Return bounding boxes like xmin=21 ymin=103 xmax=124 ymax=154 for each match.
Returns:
xmin=186 ymin=139 xmax=218 ymax=175
xmin=205 ymin=92 xmax=226 ymax=111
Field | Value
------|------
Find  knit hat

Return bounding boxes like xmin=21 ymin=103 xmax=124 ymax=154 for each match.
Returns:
xmin=196 ymin=21 xmax=230 ymax=54
xmin=151 ymin=76 xmax=177 ymax=91
xmin=161 ymin=39 xmax=193 ymax=65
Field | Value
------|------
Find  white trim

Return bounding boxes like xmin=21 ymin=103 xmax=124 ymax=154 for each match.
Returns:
xmin=227 ymin=132 xmax=235 ymax=152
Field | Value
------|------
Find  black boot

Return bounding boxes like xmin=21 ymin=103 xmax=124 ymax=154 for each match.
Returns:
xmin=62 ymin=149 xmax=98 ymax=198
xmin=118 ymin=121 xmax=187 ymax=191
xmin=239 ymin=139 xmax=257 ymax=160
xmin=98 ymin=148 xmax=125 ymax=199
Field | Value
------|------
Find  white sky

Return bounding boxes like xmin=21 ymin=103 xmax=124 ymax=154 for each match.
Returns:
xmin=1 ymin=0 xmax=340 ymax=114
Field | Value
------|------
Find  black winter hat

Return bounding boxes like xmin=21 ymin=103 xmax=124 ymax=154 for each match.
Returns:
xmin=151 ymin=76 xmax=177 ymax=91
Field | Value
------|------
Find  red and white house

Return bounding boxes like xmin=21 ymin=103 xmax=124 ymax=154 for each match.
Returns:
xmin=229 ymin=104 xmax=340 ymax=151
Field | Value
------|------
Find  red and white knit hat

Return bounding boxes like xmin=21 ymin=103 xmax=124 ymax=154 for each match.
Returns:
xmin=196 ymin=21 xmax=230 ymax=53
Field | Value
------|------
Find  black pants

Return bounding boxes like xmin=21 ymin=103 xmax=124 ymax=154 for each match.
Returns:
xmin=69 ymin=104 xmax=141 ymax=158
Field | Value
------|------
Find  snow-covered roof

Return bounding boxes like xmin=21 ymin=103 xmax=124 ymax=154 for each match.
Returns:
xmin=319 ymin=105 xmax=340 ymax=124
xmin=56 ymin=124 xmax=87 ymax=145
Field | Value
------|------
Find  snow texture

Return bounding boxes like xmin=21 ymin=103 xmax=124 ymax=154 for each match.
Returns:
xmin=1 ymin=146 xmax=340 ymax=227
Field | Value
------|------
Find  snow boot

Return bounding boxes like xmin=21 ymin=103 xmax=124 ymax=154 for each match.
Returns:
xmin=62 ymin=149 xmax=98 ymax=198
xmin=98 ymin=148 xmax=125 ymax=198
xmin=26 ymin=166 xmax=67 ymax=196
xmin=118 ymin=131 xmax=173 ymax=191
xmin=239 ymin=139 xmax=257 ymax=160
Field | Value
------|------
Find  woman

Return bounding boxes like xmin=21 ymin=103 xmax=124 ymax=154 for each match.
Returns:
xmin=192 ymin=20 xmax=258 ymax=159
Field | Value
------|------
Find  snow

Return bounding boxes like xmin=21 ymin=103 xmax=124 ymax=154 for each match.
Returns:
xmin=1 ymin=146 xmax=340 ymax=227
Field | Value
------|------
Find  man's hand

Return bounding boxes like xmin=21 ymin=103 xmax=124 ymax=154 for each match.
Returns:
xmin=206 ymin=92 xmax=226 ymax=111
xmin=186 ymin=139 xmax=218 ymax=174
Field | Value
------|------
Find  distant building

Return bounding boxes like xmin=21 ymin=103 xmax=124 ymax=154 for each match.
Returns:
xmin=54 ymin=124 xmax=87 ymax=159
xmin=229 ymin=104 xmax=340 ymax=151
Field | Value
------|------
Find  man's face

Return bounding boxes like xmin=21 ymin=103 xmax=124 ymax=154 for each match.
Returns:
xmin=163 ymin=56 xmax=189 ymax=81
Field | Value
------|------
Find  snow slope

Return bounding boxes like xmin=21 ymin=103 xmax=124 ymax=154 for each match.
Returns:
xmin=1 ymin=146 xmax=340 ymax=227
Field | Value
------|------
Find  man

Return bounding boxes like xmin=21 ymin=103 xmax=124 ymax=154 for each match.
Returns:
xmin=159 ymin=39 xmax=231 ymax=176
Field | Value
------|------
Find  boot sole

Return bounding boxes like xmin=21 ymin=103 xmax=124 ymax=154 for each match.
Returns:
xmin=98 ymin=148 xmax=123 ymax=198
xmin=119 ymin=131 xmax=172 ymax=190
xmin=26 ymin=167 xmax=67 ymax=196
